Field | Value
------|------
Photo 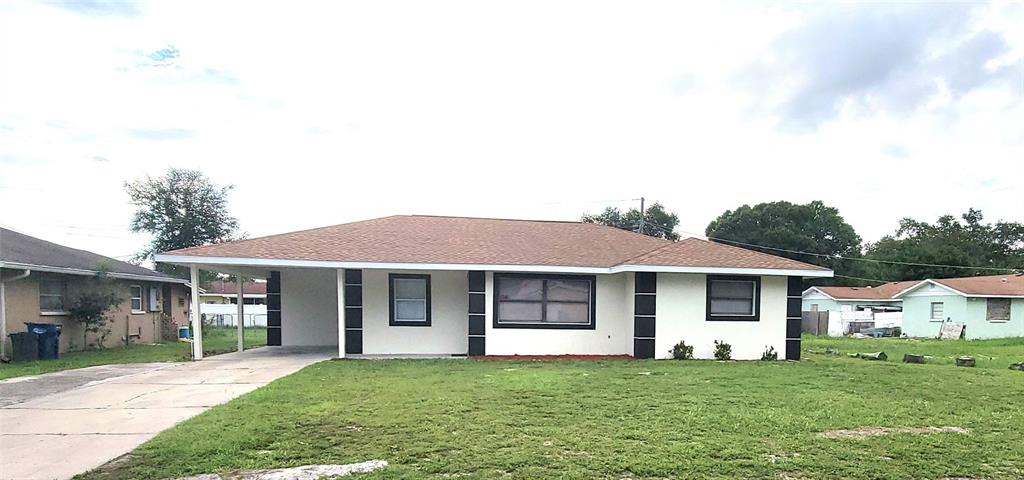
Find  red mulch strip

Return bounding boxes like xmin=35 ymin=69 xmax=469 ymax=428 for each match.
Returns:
xmin=475 ymin=354 xmax=635 ymax=361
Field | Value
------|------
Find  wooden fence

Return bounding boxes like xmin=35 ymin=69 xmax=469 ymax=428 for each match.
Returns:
xmin=801 ymin=311 xmax=829 ymax=335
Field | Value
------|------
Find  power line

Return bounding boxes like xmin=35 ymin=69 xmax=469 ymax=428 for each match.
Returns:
xmin=703 ymin=235 xmax=1020 ymax=272
xmin=631 ymin=222 xmax=1021 ymax=274
xmin=833 ymin=274 xmax=891 ymax=285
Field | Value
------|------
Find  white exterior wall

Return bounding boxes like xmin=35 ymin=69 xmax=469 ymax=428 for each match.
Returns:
xmin=361 ymin=269 xmax=467 ymax=355
xmin=485 ymin=272 xmax=633 ymax=355
xmin=654 ymin=273 xmax=787 ymax=360
xmin=280 ymin=268 xmax=339 ymax=346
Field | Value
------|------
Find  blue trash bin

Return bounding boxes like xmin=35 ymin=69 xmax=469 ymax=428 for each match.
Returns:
xmin=26 ymin=323 xmax=62 ymax=360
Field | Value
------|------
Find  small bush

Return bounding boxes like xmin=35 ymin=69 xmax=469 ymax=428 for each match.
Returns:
xmin=761 ymin=346 xmax=777 ymax=361
xmin=892 ymin=327 xmax=902 ymax=337
xmin=670 ymin=341 xmax=694 ymax=360
xmin=713 ymin=340 xmax=732 ymax=361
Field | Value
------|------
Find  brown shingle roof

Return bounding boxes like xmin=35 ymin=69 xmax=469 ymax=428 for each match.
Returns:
xmin=162 ymin=215 xmax=831 ymax=273
xmin=930 ymin=274 xmax=1024 ymax=296
xmin=814 ymin=281 xmax=920 ymax=300
xmin=1 ymin=227 xmax=183 ymax=283
xmin=624 ymin=237 xmax=829 ymax=271
xmin=166 ymin=216 xmax=670 ymax=268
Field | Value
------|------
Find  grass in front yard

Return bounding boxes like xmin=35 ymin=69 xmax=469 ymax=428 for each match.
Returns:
xmin=81 ymin=341 xmax=1024 ymax=480
xmin=0 ymin=327 xmax=266 ymax=380
xmin=803 ymin=334 xmax=1024 ymax=369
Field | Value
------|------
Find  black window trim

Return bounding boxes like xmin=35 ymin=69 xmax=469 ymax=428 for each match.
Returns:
xmin=706 ymin=274 xmax=761 ymax=322
xmin=493 ymin=272 xmax=597 ymax=330
xmin=388 ymin=273 xmax=432 ymax=327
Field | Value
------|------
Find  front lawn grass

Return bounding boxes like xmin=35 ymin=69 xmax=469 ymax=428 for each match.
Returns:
xmin=81 ymin=338 xmax=1024 ymax=480
xmin=0 ymin=327 xmax=266 ymax=380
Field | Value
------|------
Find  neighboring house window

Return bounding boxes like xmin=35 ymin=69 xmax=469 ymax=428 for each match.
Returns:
xmin=39 ymin=277 xmax=67 ymax=313
xmin=986 ymin=298 xmax=1011 ymax=322
xmin=389 ymin=274 xmax=431 ymax=326
xmin=494 ymin=273 xmax=596 ymax=329
xmin=930 ymin=302 xmax=944 ymax=320
xmin=178 ymin=297 xmax=185 ymax=307
xmin=706 ymin=275 xmax=760 ymax=321
xmin=130 ymin=285 xmax=144 ymax=313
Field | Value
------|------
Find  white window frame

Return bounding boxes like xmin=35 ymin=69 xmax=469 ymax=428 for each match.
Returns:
xmin=930 ymin=302 xmax=944 ymax=321
xmin=130 ymin=285 xmax=145 ymax=314
xmin=39 ymin=276 xmax=68 ymax=315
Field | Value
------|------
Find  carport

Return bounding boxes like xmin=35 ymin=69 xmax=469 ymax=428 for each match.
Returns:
xmin=156 ymin=260 xmax=342 ymax=360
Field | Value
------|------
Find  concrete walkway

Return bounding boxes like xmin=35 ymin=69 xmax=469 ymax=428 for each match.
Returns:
xmin=0 ymin=347 xmax=334 ymax=480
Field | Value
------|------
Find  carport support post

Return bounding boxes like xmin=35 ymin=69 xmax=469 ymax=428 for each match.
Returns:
xmin=336 ymin=269 xmax=345 ymax=359
xmin=191 ymin=265 xmax=203 ymax=360
xmin=236 ymin=278 xmax=244 ymax=353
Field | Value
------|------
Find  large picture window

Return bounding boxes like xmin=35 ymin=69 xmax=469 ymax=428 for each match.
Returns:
xmin=706 ymin=275 xmax=760 ymax=321
xmin=494 ymin=274 xmax=596 ymax=329
xmin=389 ymin=274 xmax=431 ymax=326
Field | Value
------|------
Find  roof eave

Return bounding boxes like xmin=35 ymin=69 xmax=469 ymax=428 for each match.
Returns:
xmin=0 ymin=261 xmax=188 ymax=284
xmin=154 ymin=254 xmax=834 ymax=277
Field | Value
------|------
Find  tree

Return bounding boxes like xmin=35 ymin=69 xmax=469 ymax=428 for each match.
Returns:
xmin=864 ymin=209 xmax=1024 ymax=280
xmin=126 ymin=168 xmax=240 ymax=279
xmin=581 ymin=202 xmax=680 ymax=240
xmin=705 ymin=200 xmax=863 ymax=284
xmin=67 ymin=266 xmax=122 ymax=349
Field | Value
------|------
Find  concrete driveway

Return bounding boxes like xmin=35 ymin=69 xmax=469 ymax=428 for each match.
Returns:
xmin=0 ymin=347 xmax=334 ymax=480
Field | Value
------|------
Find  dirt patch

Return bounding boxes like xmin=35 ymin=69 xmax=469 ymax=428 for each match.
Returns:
xmin=819 ymin=426 xmax=968 ymax=439
xmin=477 ymin=355 xmax=634 ymax=361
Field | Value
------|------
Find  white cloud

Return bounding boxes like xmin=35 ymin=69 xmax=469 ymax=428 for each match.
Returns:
xmin=0 ymin=0 xmax=1021 ymax=263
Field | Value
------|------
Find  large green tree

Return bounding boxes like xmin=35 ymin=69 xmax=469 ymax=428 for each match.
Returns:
xmin=126 ymin=168 xmax=240 ymax=278
xmin=705 ymin=200 xmax=863 ymax=284
xmin=582 ymin=201 xmax=680 ymax=240
xmin=865 ymin=209 xmax=1024 ymax=280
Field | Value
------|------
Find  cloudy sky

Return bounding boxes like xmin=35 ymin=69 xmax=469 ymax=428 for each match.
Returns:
xmin=1 ymin=0 xmax=1021 ymax=262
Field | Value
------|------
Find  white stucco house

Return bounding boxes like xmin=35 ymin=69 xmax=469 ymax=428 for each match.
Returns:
xmin=153 ymin=215 xmax=832 ymax=360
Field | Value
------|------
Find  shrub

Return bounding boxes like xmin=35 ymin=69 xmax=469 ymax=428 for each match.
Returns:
xmin=892 ymin=327 xmax=902 ymax=337
xmin=669 ymin=341 xmax=694 ymax=360
xmin=713 ymin=340 xmax=732 ymax=361
xmin=761 ymin=346 xmax=777 ymax=361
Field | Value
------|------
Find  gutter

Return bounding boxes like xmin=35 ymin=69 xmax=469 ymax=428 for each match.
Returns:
xmin=0 ymin=261 xmax=187 ymax=285
xmin=154 ymin=254 xmax=835 ymax=278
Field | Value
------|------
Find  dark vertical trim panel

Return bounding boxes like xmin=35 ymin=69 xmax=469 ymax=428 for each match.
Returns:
xmin=344 ymin=269 xmax=363 ymax=355
xmin=633 ymin=272 xmax=656 ymax=359
xmin=266 ymin=271 xmax=282 ymax=346
xmin=467 ymin=271 xmax=485 ymax=356
xmin=785 ymin=276 xmax=802 ymax=360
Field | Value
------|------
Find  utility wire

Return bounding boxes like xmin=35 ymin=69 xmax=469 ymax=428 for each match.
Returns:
xmin=632 ymin=222 xmax=1021 ymax=274
xmin=833 ymin=274 xmax=892 ymax=285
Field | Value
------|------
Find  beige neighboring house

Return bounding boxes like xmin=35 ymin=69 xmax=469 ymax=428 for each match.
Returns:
xmin=0 ymin=227 xmax=191 ymax=356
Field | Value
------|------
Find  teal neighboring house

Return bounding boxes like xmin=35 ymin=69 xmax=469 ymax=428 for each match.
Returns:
xmin=896 ymin=274 xmax=1024 ymax=339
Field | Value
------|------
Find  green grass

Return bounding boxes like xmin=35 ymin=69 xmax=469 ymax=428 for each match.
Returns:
xmin=803 ymin=334 xmax=1024 ymax=369
xmin=80 ymin=336 xmax=1024 ymax=480
xmin=0 ymin=327 xmax=266 ymax=380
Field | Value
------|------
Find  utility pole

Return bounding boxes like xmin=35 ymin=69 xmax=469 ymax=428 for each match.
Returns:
xmin=637 ymin=197 xmax=645 ymax=234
